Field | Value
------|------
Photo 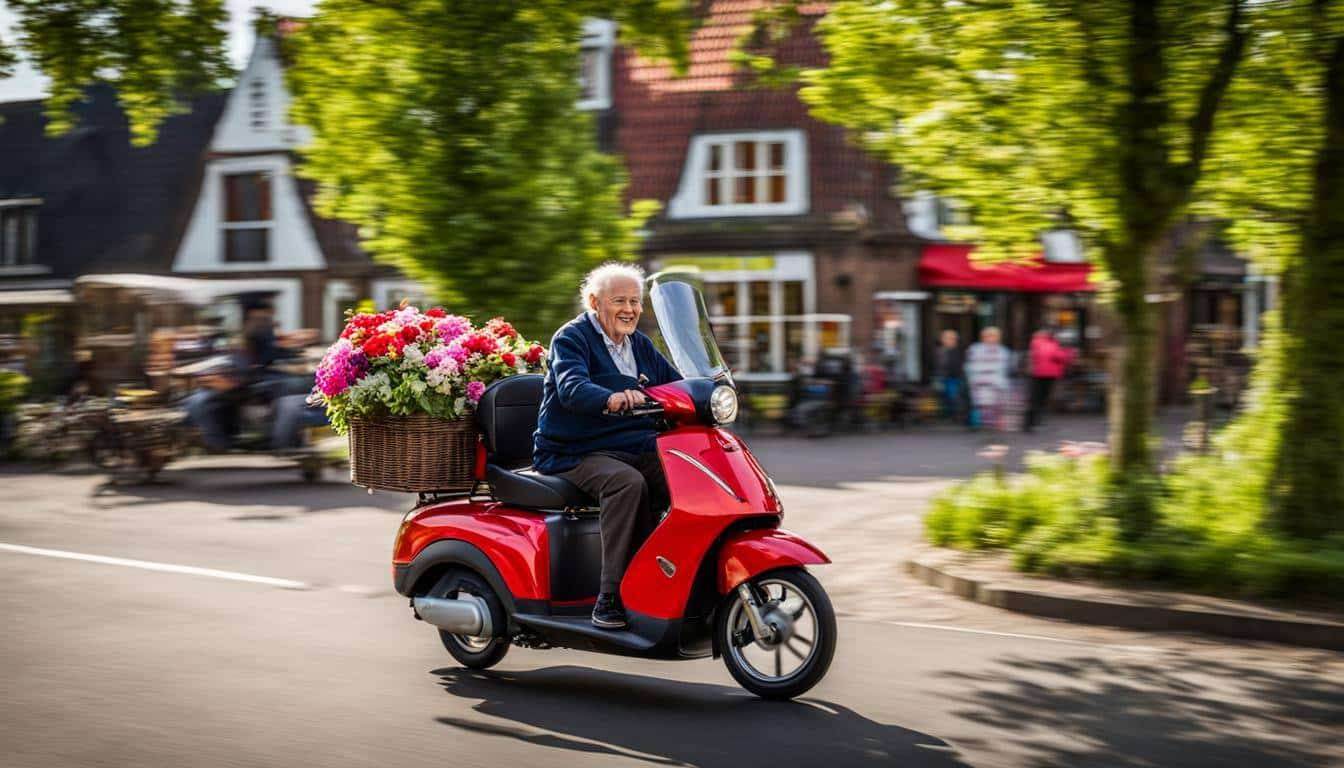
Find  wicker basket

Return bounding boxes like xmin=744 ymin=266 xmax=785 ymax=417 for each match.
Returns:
xmin=348 ymin=413 xmax=477 ymax=493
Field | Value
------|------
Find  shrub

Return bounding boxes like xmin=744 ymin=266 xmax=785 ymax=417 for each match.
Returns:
xmin=926 ymin=446 xmax=1344 ymax=600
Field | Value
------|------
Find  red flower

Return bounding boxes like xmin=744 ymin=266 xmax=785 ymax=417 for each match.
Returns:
xmin=485 ymin=317 xmax=518 ymax=339
xmin=462 ymin=332 xmax=498 ymax=356
xmin=500 ymin=352 xmax=516 ymax=367
xmin=524 ymin=344 xmax=544 ymax=365
xmin=425 ymin=308 xmax=446 ymax=318
xmin=400 ymin=326 xmax=419 ymax=344
xmin=419 ymin=320 xmax=434 ymax=332
xmin=362 ymin=334 xmax=392 ymax=358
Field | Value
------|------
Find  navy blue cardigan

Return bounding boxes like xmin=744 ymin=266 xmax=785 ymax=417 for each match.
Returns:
xmin=532 ymin=313 xmax=681 ymax=474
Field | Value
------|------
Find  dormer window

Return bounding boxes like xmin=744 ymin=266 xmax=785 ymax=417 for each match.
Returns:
xmin=0 ymin=200 xmax=39 ymax=267
xmin=221 ymin=172 xmax=272 ymax=262
xmin=577 ymin=19 xmax=615 ymax=111
xmin=669 ymin=130 xmax=808 ymax=218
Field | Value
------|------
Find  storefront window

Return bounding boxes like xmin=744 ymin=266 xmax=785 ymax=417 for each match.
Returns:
xmin=652 ymin=252 xmax=849 ymax=380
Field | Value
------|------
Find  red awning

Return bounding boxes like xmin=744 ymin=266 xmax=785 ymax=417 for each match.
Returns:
xmin=920 ymin=244 xmax=1095 ymax=293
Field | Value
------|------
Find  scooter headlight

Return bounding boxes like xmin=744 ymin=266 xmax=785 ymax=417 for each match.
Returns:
xmin=710 ymin=385 xmax=738 ymax=425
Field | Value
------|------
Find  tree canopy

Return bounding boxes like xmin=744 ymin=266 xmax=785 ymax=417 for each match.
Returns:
xmin=1197 ymin=0 xmax=1344 ymax=536
xmin=799 ymin=0 xmax=1251 ymax=511
xmin=285 ymin=1 xmax=695 ymax=335
xmin=3 ymin=0 xmax=231 ymax=144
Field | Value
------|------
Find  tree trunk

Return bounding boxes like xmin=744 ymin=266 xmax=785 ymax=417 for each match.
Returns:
xmin=1274 ymin=35 xmax=1344 ymax=538
xmin=1106 ymin=249 xmax=1160 ymax=538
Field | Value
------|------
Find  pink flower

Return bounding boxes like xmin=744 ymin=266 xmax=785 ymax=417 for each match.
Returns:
xmin=445 ymin=340 xmax=471 ymax=365
xmin=435 ymin=315 xmax=472 ymax=342
xmin=393 ymin=306 xmax=421 ymax=327
xmin=466 ymin=380 xmax=485 ymax=403
xmin=313 ymin=338 xmax=368 ymax=398
xmin=424 ymin=349 xmax=446 ymax=369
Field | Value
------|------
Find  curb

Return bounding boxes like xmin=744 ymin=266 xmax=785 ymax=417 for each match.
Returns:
xmin=905 ymin=558 xmax=1344 ymax=652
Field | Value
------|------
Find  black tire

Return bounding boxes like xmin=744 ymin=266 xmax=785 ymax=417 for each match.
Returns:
xmin=300 ymin=459 xmax=321 ymax=483
xmin=717 ymin=568 xmax=836 ymax=700
xmin=429 ymin=570 xmax=510 ymax=670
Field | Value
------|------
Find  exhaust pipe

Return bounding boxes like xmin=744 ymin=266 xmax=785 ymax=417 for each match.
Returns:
xmin=412 ymin=594 xmax=493 ymax=637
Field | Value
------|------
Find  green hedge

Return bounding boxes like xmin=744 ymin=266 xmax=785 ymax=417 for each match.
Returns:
xmin=926 ymin=452 xmax=1344 ymax=599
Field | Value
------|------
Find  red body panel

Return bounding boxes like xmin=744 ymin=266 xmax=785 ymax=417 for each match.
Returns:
xmin=391 ymin=420 xmax=825 ymax=617
xmin=393 ymin=499 xmax=550 ymax=600
xmin=645 ymin=382 xmax=698 ymax=423
xmin=717 ymin=529 xmax=831 ymax=593
xmin=619 ymin=427 xmax=783 ymax=620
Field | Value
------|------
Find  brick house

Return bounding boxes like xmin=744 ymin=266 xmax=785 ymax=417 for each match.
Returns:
xmin=583 ymin=6 xmax=932 ymax=384
xmin=586 ymin=3 xmax=1255 ymax=404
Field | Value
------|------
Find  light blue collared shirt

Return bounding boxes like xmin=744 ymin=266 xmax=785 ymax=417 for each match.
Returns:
xmin=587 ymin=311 xmax=638 ymax=379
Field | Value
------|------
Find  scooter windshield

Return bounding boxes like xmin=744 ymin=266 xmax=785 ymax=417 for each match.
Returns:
xmin=646 ymin=273 xmax=734 ymax=387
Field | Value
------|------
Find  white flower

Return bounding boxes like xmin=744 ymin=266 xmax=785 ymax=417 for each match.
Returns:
xmin=401 ymin=346 xmax=426 ymax=370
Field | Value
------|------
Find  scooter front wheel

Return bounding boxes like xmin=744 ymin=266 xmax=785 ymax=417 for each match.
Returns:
xmin=430 ymin=570 xmax=510 ymax=670
xmin=718 ymin=568 xmax=836 ymax=700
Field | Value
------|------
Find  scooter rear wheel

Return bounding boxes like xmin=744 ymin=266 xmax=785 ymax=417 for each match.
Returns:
xmin=430 ymin=570 xmax=510 ymax=670
xmin=718 ymin=568 xmax=836 ymax=700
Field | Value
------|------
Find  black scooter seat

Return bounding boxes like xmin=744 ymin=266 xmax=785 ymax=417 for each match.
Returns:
xmin=485 ymin=463 xmax=596 ymax=511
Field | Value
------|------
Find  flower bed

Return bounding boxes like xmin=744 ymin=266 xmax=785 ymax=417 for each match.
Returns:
xmin=310 ymin=304 xmax=545 ymax=491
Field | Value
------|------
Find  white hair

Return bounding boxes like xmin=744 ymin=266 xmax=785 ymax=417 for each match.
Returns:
xmin=580 ymin=262 xmax=646 ymax=306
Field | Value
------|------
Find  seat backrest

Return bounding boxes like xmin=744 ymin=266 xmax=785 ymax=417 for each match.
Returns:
xmin=476 ymin=374 xmax=543 ymax=469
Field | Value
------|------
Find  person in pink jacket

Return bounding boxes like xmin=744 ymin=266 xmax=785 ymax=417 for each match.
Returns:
xmin=1026 ymin=329 xmax=1074 ymax=431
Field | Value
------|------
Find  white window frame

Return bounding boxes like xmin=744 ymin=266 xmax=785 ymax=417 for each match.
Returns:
xmin=220 ymin=170 xmax=275 ymax=263
xmin=669 ymin=130 xmax=809 ymax=219
xmin=577 ymin=19 xmax=616 ymax=111
xmin=651 ymin=252 xmax=850 ymax=381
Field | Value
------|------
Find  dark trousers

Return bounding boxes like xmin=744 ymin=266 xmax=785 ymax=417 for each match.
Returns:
xmin=1027 ymin=377 xmax=1055 ymax=430
xmin=559 ymin=451 xmax=668 ymax=593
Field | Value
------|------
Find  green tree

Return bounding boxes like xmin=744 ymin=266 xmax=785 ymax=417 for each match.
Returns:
xmin=2 ymin=0 xmax=231 ymax=144
xmin=1199 ymin=1 xmax=1344 ymax=537
xmin=798 ymin=0 xmax=1250 ymax=533
xmin=285 ymin=1 xmax=693 ymax=336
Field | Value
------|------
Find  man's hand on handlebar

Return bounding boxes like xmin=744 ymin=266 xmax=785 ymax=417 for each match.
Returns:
xmin=606 ymin=389 xmax=647 ymax=413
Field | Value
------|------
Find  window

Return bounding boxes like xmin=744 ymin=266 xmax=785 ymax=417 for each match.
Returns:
xmin=670 ymin=131 xmax=808 ymax=218
xmin=935 ymin=197 xmax=973 ymax=228
xmin=221 ymin=172 xmax=273 ymax=262
xmin=0 ymin=203 xmax=38 ymax=267
xmin=655 ymin=252 xmax=847 ymax=379
xmin=577 ymin=19 xmax=615 ymax=111
xmin=248 ymin=79 xmax=268 ymax=130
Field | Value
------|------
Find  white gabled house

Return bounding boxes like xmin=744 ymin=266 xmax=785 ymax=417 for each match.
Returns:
xmin=171 ymin=21 xmax=430 ymax=336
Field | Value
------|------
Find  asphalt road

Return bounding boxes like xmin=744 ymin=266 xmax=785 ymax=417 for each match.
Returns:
xmin=2 ymin=438 xmax=1342 ymax=767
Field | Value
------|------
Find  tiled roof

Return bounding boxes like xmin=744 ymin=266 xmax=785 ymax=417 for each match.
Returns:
xmin=0 ymin=86 xmax=227 ymax=281
xmin=627 ymin=1 xmax=829 ymax=93
xmin=614 ymin=1 xmax=906 ymax=231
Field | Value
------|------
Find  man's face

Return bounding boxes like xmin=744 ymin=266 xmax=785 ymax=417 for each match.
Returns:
xmin=589 ymin=276 xmax=642 ymax=340
xmin=941 ymin=330 xmax=958 ymax=348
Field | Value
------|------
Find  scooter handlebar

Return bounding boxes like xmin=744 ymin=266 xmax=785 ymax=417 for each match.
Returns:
xmin=603 ymin=402 xmax=665 ymax=417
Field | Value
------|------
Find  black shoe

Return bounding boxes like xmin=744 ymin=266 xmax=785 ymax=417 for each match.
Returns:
xmin=591 ymin=592 xmax=626 ymax=629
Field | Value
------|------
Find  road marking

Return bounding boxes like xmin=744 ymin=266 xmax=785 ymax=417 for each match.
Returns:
xmin=0 ymin=543 xmax=310 ymax=590
xmin=882 ymin=620 xmax=1158 ymax=652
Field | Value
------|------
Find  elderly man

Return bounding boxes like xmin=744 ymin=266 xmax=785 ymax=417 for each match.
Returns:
xmin=533 ymin=262 xmax=681 ymax=629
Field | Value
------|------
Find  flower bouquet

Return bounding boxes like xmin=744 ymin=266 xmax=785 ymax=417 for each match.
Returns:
xmin=311 ymin=305 xmax=546 ymax=492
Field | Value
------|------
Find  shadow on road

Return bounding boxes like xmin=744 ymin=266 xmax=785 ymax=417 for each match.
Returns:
xmin=431 ymin=665 xmax=969 ymax=767
xmin=939 ymin=653 xmax=1344 ymax=767
xmin=84 ymin=466 xmax=411 ymax=518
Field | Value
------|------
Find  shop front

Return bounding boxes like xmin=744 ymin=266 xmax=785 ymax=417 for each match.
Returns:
xmin=919 ymin=243 xmax=1103 ymax=410
xmin=648 ymin=252 xmax=850 ymax=383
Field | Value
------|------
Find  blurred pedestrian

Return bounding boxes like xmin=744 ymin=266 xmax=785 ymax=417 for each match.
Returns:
xmin=1025 ymin=328 xmax=1074 ymax=432
xmin=933 ymin=329 xmax=966 ymax=423
xmin=965 ymin=326 xmax=1011 ymax=430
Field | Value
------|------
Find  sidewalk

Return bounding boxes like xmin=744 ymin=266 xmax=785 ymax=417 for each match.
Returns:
xmin=906 ymin=548 xmax=1344 ymax=651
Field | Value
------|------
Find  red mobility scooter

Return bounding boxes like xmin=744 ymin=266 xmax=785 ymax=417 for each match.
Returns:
xmin=392 ymin=275 xmax=836 ymax=699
